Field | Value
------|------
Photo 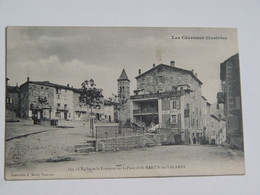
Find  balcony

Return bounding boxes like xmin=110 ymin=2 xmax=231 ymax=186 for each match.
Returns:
xmin=130 ymin=91 xmax=181 ymax=100
xmin=133 ymin=107 xmax=158 ymax=115
xmin=38 ymin=96 xmax=47 ymax=103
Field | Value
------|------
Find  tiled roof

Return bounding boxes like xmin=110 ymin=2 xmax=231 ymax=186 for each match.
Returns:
xmin=20 ymin=80 xmax=82 ymax=92
xmin=20 ymin=80 xmax=104 ymax=97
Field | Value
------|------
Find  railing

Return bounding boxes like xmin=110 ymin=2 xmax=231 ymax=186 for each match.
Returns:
xmin=133 ymin=109 xmax=142 ymax=114
xmin=130 ymin=91 xmax=181 ymax=100
xmin=133 ymin=108 xmax=158 ymax=115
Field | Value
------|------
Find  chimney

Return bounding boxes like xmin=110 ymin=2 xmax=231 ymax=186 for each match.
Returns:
xmin=16 ymin=82 xmax=18 ymax=86
xmin=27 ymin=77 xmax=30 ymax=82
xmin=67 ymin=84 xmax=69 ymax=87
xmin=195 ymin=73 xmax=198 ymax=77
xmin=153 ymin=63 xmax=155 ymax=68
xmin=139 ymin=69 xmax=141 ymax=75
xmin=192 ymin=69 xmax=194 ymax=73
xmin=170 ymin=61 xmax=175 ymax=67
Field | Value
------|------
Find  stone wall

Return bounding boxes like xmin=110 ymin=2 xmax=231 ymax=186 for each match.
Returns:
xmin=96 ymin=134 xmax=165 ymax=151
xmin=221 ymin=53 xmax=243 ymax=150
xmin=19 ymin=83 xmax=30 ymax=118
xmin=118 ymin=79 xmax=131 ymax=123
xmin=6 ymin=88 xmax=19 ymax=116
xmin=96 ymin=125 xmax=119 ymax=138
xmin=29 ymin=83 xmax=55 ymax=110
xmin=136 ymin=65 xmax=202 ymax=95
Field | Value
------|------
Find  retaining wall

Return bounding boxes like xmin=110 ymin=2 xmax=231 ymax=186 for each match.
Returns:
xmin=96 ymin=134 xmax=166 ymax=152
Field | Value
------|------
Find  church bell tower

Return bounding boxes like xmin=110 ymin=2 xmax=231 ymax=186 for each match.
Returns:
xmin=117 ymin=69 xmax=130 ymax=122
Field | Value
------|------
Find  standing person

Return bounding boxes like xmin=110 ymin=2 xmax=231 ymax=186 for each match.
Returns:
xmin=193 ymin=136 xmax=196 ymax=144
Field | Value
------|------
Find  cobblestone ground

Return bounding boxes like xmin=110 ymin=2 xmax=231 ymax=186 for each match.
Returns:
xmin=5 ymin=120 xmax=245 ymax=180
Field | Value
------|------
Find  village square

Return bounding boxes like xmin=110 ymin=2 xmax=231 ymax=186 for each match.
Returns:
xmin=5 ymin=53 xmax=245 ymax=178
xmin=4 ymin=27 xmax=245 ymax=179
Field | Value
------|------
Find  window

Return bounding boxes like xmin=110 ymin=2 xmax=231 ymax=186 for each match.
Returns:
xmin=158 ymin=76 xmax=165 ymax=83
xmin=172 ymin=101 xmax=177 ymax=109
xmin=57 ymin=103 xmax=60 ymax=109
xmin=55 ymin=112 xmax=61 ymax=118
xmin=195 ymin=107 xmax=198 ymax=115
xmin=171 ymin=115 xmax=177 ymax=124
xmin=186 ymin=103 xmax=190 ymax=110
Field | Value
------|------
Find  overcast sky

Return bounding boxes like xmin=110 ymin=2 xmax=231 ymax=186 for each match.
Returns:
xmin=6 ymin=27 xmax=239 ymax=103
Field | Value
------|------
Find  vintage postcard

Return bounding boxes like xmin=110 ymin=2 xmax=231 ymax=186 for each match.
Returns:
xmin=5 ymin=27 xmax=245 ymax=180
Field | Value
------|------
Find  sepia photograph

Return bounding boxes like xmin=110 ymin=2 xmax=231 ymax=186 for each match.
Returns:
xmin=5 ymin=27 xmax=245 ymax=180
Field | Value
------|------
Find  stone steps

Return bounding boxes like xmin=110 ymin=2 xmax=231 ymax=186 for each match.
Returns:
xmin=75 ymin=143 xmax=93 ymax=149
xmin=75 ymin=140 xmax=96 ymax=153
xmin=75 ymin=146 xmax=96 ymax=153
xmin=144 ymin=136 xmax=158 ymax=147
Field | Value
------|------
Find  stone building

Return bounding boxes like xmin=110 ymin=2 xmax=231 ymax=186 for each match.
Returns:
xmin=117 ymin=69 xmax=131 ymax=123
xmin=130 ymin=61 xmax=210 ymax=144
xmin=201 ymin=96 xmax=212 ymax=143
xmin=73 ymin=91 xmax=89 ymax=120
xmin=6 ymin=78 xmax=20 ymax=120
xmin=103 ymin=99 xmax=115 ymax=122
xmin=208 ymin=115 xmax=222 ymax=144
xmin=19 ymin=77 xmax=104 ymax=123
xmin=217 ymin=53 xmax=243 ymax=150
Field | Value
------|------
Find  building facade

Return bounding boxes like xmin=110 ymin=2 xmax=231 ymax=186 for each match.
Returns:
xmin=19 ymin=78 xmax=104 ymax=123
xmin=130 ymin=61 xmax=210 ymax=144
xmin=6 ymin=78 xmax=20 ymax=120
xmin=103 ymin=99 xmax=115 ymax=123
xmin=217 ymin=53 xmax=243 ymax=150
